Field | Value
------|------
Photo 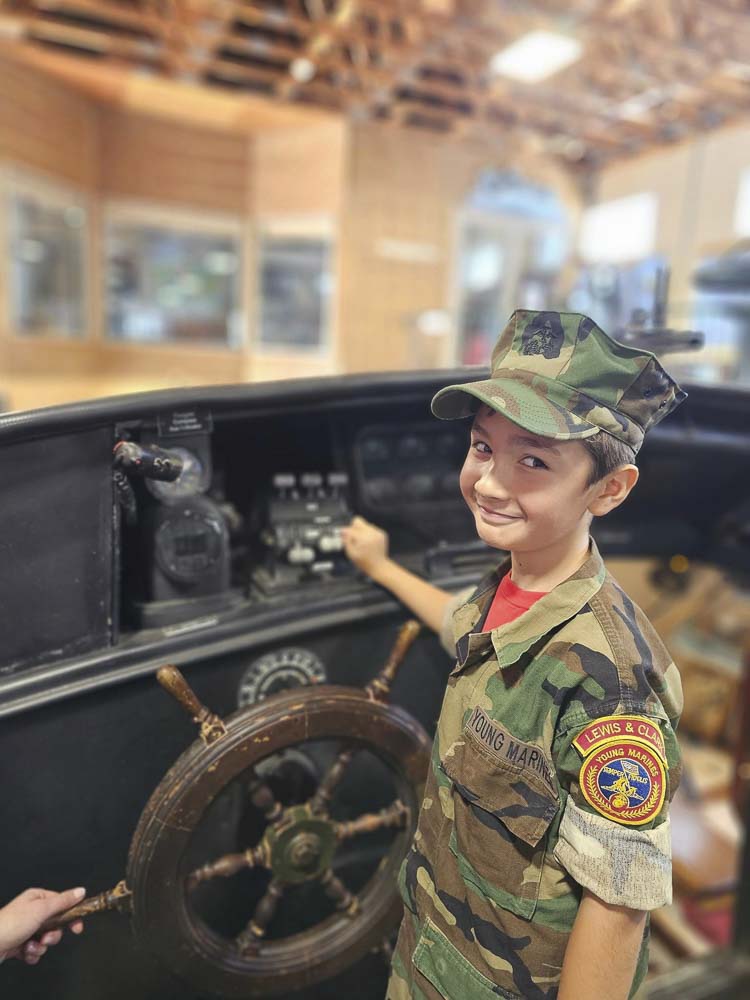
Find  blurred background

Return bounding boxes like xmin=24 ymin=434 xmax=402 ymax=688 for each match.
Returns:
xmin=0 ymin=3 xmax=750 ymax=994
xmin=0 ymin=0 xmax=748 ymax=412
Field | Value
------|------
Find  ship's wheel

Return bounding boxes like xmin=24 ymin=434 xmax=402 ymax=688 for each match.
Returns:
xmin=47 ymin=621 xmax=431 ymax=998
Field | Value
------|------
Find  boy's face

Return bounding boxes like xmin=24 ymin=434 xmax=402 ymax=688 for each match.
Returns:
xmin=460 ymin=405 xmax=600 ymax=554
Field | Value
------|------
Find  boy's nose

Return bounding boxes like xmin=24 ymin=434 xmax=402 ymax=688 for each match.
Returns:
xmin=475 ymin=467 xmax=511 ymax=500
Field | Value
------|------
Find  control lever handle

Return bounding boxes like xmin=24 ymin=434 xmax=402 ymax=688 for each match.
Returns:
xmin=366 ymin=620 xmax=421 ymax=702
xmin=113 ymin=440 xmax=184 ymax=482
xmin=157 ymin=665 xmax=227 ymax=745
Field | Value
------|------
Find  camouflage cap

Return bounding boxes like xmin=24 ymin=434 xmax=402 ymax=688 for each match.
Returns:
xmin=431 ymin=310 xmax=687 ymax=453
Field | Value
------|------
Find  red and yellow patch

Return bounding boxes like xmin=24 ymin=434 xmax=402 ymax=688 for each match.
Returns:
xmin=579 ymin=740 xmax=666 ymax=826
xmin=573 ymin=714 xmax=666 ymax=762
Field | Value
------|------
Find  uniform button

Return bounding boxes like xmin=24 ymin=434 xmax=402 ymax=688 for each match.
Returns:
xmin=435 ymin=958 xmax=447 ymax=975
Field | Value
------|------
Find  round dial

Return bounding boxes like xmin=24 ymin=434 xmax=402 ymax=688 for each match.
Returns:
xmin=238 ymin=648 xmax=327 ymax=708
xmin=154 ymin=506 xmax=224 ymax=583
xmin=147 ymin=447 xmax=209 ymax=503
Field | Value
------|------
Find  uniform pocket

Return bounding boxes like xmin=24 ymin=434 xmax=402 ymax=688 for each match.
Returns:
xmin=413 ymin=917 xmax=523 ymax=1000
xmin=441 ymin=727 xmax=559 ymax=921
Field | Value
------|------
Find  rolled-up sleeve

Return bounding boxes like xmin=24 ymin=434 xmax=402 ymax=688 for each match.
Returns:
xmin=438 ymin=586 xmax=475 ymax=657
xmin=554 ymin=796 xmax=672 ymax=909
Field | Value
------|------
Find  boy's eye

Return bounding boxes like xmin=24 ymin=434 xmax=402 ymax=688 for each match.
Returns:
xmin=520 ymin=455 xmax=548 ymax=470
xmin=471 ymin=440 xmax=491 ymax=455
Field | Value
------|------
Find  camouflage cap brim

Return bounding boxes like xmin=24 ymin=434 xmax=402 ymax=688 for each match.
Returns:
xmin=431 ymin=368 xmax=648 ymax=450
xmin=431 ymin=374 xmax=601 ymax=442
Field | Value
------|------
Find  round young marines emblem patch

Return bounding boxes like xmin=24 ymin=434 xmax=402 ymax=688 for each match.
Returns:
xmin=579 ymin=740 xmax=666 ymax=826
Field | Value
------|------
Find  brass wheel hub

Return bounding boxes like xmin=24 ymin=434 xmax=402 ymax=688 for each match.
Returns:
xmin=266 ymin=806 xmax=337 ymax=884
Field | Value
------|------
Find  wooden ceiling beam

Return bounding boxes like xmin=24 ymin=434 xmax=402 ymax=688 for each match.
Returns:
xmin=22 ymin=17 xmax=166 ymax=65
xmin=4 ymin=0 xmax=750 ymax=169
xmin=29 ymin=0 xmax=164 ymax=36
xmin=220 ymin=30 xmax=302 ymax=64
xmin=209 ymin=55 xmax=287 ymax=83
xmin=233 ymin=0 xmax=313 ymax=37
xmin=174 ymin=1 xmax=252 ymax=80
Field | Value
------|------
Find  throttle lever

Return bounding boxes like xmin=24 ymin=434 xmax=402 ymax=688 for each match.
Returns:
xmin=365 ymin=619 xmax=421 ymax=702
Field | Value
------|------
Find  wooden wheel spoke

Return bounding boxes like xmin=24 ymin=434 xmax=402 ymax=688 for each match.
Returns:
xmin=186 ymin=844 xmax=267 ymax=891
xmin=320 ymin=869 xmax=359 ymax=917
xmin=309 ymin=746 xmax=357 ymax=813
xmin=236 ymin=879 xmax=284 ymax=954
xmin=248 ymin=775 xmax=284 ymax=824
xmin=333 ymin=799 xmax=409 ymax=841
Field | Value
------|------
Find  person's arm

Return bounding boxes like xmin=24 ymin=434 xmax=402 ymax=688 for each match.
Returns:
xmin=341 ymin=516 xmax=452 ymax=633
xmin=0 ymin=887 xmax=85 ymax=965
xmin=558 ymin=889 xmax=646 ymax=1000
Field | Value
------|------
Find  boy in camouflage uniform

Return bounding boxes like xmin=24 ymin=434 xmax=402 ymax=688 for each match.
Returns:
xmin=342 ymin=310 xmax=686 ymax=1000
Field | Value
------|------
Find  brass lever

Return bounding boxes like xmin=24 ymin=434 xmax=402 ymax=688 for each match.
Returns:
xmin=365 ymin=620 xmax=421 ymax=702
xmin=157 ymin=664 xmax=227 ymax=745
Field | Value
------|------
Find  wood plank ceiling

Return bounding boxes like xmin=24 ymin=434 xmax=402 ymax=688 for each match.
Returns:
xmin=2 ymin=0 xmax=749 ymax=168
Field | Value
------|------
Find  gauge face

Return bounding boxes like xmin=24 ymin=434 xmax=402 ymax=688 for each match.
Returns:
xmin=238 ymin=648 xmax=327 ymax=708
xmin=147 ymin=447 xmax=209 ymax=503
xmin=154 ymin=506 xmax=224 ymax=583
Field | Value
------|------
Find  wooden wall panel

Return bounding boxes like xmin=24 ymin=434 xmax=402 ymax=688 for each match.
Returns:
xmin=99 ymin=112 xmax=250 ymax=213
xmin=0 ymin=56 xmax=98 ymax=188
xmin=252 ymin=121 xmax=346 ymax=217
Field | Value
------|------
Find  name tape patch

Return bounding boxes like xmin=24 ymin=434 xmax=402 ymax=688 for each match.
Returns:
xmin=464 ymin=706 xmax=556 ymax=794
xmin=579 ymin=740 xmax=666 ymax=826
xmin=573 ymin=715 xmax=666 ymax=761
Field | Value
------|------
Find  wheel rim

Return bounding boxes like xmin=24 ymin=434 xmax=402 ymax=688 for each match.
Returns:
xmin=127 ymin=685 xmax=430 ymax=997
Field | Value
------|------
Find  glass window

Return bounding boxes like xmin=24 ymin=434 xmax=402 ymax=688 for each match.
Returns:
xmin=257 ymin=235 xmax=332 ymax=350
xmin=683 ymin=245 xmax=750 ymax=387
xmin=567 ymin=255 xmax=668 ymax=337
xmin=455 ymin=173 xmax=569 ymax=366
xmin=734 ymin=168 xmax=750 ymax=237
xmin=7 ymin=186 xmax=87 ymax=337
xmin=578 ymin=193 xmax=658 ymax=264
xmin=105 ymin=217 xmax=242 ymax=347
xmin=457 ymin=224 xmax=507 ymax=365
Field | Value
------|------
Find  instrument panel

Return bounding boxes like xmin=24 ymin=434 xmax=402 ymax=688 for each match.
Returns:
xmin=0 ymin=372 xmax=746 ymax=713
xmin=355 ymin=423 xmax=466 ymax=508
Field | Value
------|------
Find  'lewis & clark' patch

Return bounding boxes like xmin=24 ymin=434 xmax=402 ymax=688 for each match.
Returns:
xmin=464 ymin=706 xmax=556 ymax=794
xmin=572 ymin=715 xmax=666 ymax=761
xmin=579 ymin=740 xmax=666 ymax=826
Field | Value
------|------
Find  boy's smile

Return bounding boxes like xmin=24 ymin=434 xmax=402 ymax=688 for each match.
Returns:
xmin=459 ymin=405 xmax=603 ymax=587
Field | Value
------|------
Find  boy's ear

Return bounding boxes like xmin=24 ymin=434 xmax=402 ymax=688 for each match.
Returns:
xmin=588 ymin=465 xmax=639 ymax=517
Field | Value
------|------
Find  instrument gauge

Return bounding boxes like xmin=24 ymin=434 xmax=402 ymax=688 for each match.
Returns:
xmin=238 ymin=648 xmax=327 ymax=707
xmin=147 ymin=447 xmax=209 ymax=503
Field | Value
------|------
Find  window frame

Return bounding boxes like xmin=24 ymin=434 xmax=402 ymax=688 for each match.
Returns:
xmin=1 ymin=164 xmax=91 ymax=342
xmin=451 ymin=205 xmax=569 ymax=366
xmin=102 ymin=199 xmax=248 ymax=352
xmin=253 ymin=215 xmax=336 ymax=357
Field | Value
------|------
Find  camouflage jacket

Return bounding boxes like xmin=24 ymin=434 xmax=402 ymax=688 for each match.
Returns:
xmin=388 ymin=538 xmax=683 ymax=1000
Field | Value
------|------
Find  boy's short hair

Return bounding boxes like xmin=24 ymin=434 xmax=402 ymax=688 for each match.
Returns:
xmin=580 ymin=431 xmax=636 ymax=488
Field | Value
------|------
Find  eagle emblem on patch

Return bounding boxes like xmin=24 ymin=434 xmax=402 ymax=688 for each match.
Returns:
xmin=573 ymin=716 xmax=667 ymax=826
xmin=579 ymin=741 xmax=666 ymax=826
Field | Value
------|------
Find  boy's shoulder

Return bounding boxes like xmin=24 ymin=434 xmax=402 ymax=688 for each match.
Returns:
xmin=549 ymin=568 xmax=683 ymax=730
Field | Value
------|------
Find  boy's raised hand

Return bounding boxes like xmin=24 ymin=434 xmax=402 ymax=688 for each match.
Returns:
xmin=0 ymin=887 xmax=85 ymax=965
xmin=341 ymin=516 xmax=390 ymax=581
xmin=341 ymin=515 xmax=452 ymax=633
